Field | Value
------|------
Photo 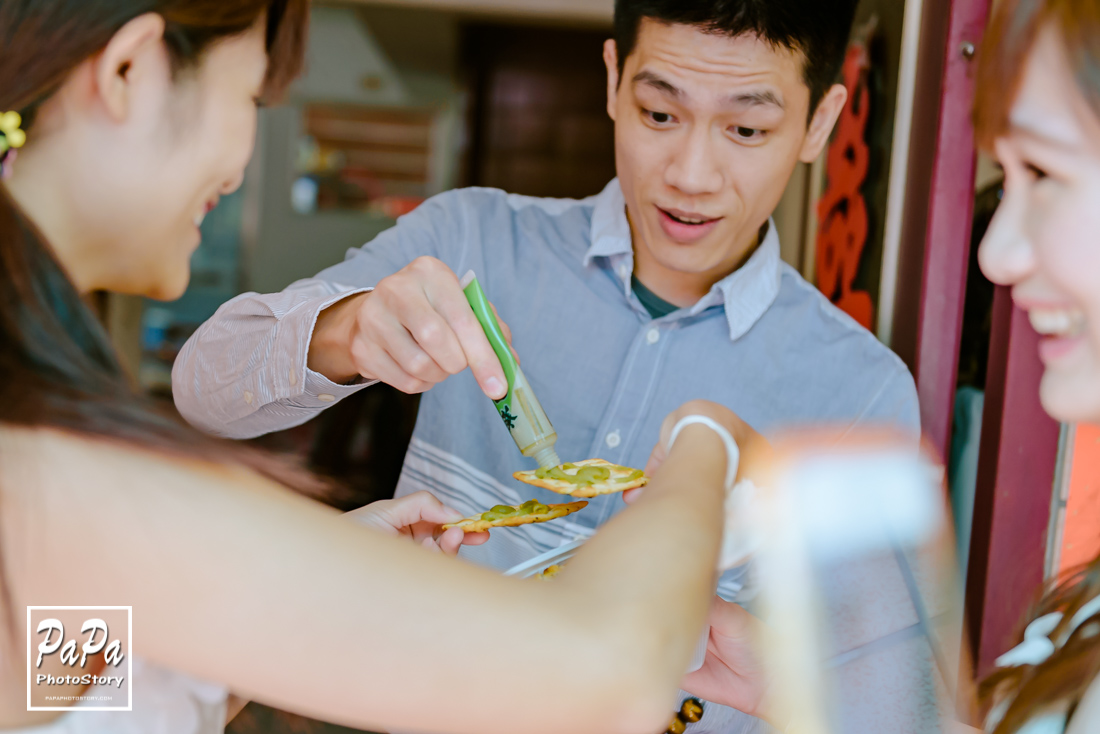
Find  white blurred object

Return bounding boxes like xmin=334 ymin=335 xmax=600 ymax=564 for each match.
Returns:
xmin=290 ymin=177 xmax=319 ymax=214
xmin=783 ymin=451 xmax=945 ymax=562
xmin=755 ymin=444 xmax=962 ymax=734
xmin=291 ymin=6 xmax=407 ymax=106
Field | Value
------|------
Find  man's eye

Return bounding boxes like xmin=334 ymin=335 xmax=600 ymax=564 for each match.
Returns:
xmin=644 ymin=109 xmax=674 ymax=125
xmin=733 ymin=126 xmax=763 ymax=140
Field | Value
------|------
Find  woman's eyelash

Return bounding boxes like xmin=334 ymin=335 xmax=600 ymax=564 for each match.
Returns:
xmin=1025 ymin=162 xmax=1048 ymax=179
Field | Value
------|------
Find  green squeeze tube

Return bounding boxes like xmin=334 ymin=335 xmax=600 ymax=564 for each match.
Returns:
xmin=460 ymin=271 xmax=562 ymax=469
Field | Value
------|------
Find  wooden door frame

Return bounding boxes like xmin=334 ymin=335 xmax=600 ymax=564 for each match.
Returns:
xmin=908 ymin=0 xmax=991 ymax=463
xmin=966 ymin=289 xmax=1062 ymax=675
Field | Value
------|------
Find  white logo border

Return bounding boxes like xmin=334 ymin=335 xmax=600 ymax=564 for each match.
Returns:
xmin=26 ymin=606 xmax=133 ymax=712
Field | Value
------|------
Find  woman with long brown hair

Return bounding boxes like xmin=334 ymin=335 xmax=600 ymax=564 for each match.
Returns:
xmin=966 ymin=0 xmax=1100 ymax=730
xmin=0 ymin=2 xmax=745 ymax=732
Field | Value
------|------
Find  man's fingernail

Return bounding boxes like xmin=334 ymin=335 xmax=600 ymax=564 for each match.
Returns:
xmin=486 ymin=377 xmax=504 ymax=397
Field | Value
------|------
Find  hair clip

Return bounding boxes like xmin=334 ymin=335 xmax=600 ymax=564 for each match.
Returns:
xmin=0 ymin=111 xmax=27 ymax=180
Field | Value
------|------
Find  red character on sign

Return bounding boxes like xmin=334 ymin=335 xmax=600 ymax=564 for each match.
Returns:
xmin=815 ymin=42 xmax=874 ymax=331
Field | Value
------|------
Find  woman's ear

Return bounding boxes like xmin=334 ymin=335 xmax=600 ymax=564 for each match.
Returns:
xmin=92 ymin=13 xmax=167 ymax=123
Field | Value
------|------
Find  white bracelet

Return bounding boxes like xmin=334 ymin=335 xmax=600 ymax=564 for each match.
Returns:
xmin=667 ymin=415 xmax=761 ymax=572
xmin=667 ymin=415 xmax=740 ymax=490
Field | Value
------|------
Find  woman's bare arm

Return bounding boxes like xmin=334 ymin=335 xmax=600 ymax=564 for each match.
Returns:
xmin=3 ymin=422 xmax=727 ymax=734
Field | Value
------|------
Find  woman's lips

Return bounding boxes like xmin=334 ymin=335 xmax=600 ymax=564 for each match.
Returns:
xmin=1037 ymin=334 xmax=1085 ymax=364
xmin=1018 ymin=303 xmax=1089 ymax=366
xmin=657 ymin=206 xmax=721 ymax=244
xmin=193 ymin=198 xmax=220 ymax=229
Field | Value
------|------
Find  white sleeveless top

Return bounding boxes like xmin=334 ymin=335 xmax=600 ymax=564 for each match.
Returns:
xmin=12 ymin=657 xmax=228 ymax=734
xmin=985 ymin=595 xmax=1100 ymax=733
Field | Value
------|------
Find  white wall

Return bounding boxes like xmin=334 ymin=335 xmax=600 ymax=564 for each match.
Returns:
xmin=243 ymin=7 xmax=465 ymax=293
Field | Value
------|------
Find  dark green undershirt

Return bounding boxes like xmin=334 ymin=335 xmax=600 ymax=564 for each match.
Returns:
xmin=628 ymin=221 xmax=770 ymax=320
xmin=631 ymin=276 xmax=680 ymax=320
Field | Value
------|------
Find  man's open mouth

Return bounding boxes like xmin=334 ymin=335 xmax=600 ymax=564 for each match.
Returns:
xmin=659 ymin=207 xmax=719 ymax=226
xmin=656 ymin=207 xmax=723 ymax=244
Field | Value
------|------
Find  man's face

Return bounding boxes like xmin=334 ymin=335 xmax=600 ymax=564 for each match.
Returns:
xmin=605 ymin=20 xmax=844 ymax=291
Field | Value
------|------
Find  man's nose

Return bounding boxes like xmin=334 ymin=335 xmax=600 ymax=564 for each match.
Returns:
xmin=664 ymin=128 xmax=724 ymax=197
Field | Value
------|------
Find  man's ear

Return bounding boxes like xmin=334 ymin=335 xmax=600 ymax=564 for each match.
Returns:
xmin=604 ymin=39 xmax=620 ymax=122
xmin=91 ymin=13 xmax=166 ymax=122
xmin=799 ymin=83 xmax=848 ymax=163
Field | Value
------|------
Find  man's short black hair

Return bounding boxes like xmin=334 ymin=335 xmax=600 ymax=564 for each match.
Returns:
xmin=614 ymin=0 xmax=859 ymax=121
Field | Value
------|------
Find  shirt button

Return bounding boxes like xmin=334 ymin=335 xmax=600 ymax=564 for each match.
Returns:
xmin=243 ymin=391 xmax=254 ymax=405
xmin=318 ymin=394 xmax=336 ymax=403
xmin=617 ymin=263 xmax=630 ymax=280
xmin=646 ymin=328 xmax=660 ymax=345
xmin=605 ymin=430 xmax=621 ymax=448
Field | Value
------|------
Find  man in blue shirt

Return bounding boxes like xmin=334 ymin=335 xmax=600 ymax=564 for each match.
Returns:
xmin=175 ymin=0 xmax=921 ymax=729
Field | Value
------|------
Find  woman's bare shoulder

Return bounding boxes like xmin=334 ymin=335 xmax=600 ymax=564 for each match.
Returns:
xmin=0 ymin=423 xmax=332 ymax=602
xmin=0 ymin=423 xmax=275 ymax=500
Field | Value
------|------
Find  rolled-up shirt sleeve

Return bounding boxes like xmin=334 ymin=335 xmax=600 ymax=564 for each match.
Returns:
xmin=172 ymin=280 xmax=376 ymax=438
xmin=172 ymin=189 xmax=472 ymax=439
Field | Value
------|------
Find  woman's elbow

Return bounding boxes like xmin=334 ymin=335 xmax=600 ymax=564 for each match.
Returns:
xmin=562 ymin=623 xmax=683 ymax=734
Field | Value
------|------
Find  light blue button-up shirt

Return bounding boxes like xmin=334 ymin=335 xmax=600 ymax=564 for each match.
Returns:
xmin=174 ymin=179 xmax=920 ymax=733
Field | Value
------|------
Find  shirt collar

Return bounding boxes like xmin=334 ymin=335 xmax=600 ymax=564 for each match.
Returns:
xmin=584 ymin=179 xmax=633 ymax=265
xmin=584 ymin=178 xmax=783 ymax=342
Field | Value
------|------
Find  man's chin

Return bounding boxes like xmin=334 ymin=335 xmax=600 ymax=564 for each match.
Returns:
xmin=643 ymin=232 xmax=730 ymax=269
xmin=646 ymin=250 xmax=729 ymax=278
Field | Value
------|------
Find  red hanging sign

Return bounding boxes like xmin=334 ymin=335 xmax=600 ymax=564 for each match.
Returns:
xmin=815 ymin=42 xmax=874 ymax=331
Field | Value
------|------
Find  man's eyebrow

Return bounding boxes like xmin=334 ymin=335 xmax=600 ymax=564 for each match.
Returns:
xmin=631 ymin=70 xmax=684 ymax=98
xmin=631 ymin=71 xmax=784 ymax=111
xmin=724 ymin=90 xmax=785 ymax=110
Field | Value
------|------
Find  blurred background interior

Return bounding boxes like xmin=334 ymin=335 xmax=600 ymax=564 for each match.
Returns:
xmin=87 ymin=0 xmax=1098 ymax=731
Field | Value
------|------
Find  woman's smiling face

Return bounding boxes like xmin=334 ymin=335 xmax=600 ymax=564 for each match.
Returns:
xmin=979 ymin=24 xmax=1100 ymax=424
xmin=10 ymin=15 xmax=269 ymax=301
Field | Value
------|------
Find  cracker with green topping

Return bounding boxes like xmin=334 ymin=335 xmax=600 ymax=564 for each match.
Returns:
xmin=513 ymin=458 xmax=648 ymax=498
xmin=441 ymin=499 xmax=588 ymax=533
